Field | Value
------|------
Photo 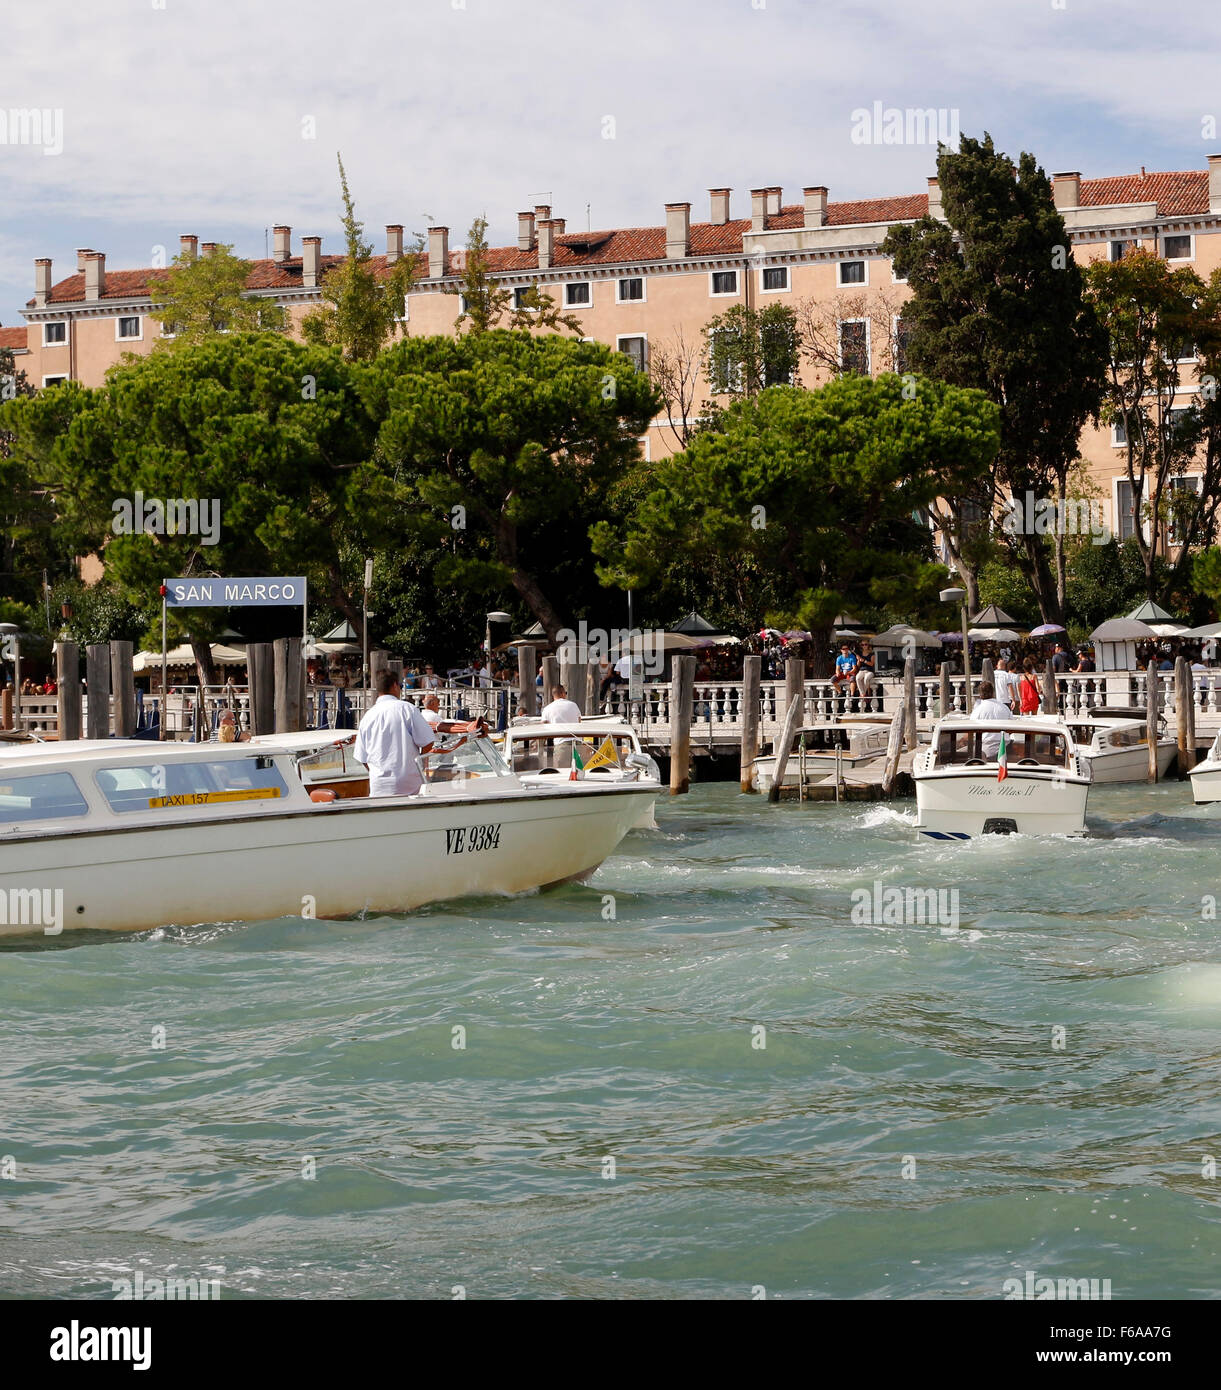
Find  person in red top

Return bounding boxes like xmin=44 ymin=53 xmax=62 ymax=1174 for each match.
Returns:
xmin=1018 ymin=658 xmax=1042 ymax=715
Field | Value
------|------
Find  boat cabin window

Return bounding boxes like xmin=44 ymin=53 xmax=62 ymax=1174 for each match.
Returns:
xmin=0 ymin=771 xmax=90 ymax=823
xmin=418 ymin=737 xmax=512 ymax=784
xmin=936 ymin=729 xmax=1069 ymax=767
xmin=508 ymin=732 xmax=636 ymax=774
xmin=95 ymin=757 xmax=289 ymax=813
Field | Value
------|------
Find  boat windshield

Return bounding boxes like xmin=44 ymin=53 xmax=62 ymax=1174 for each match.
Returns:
xmin=936 ymin=728 xmax=1069 ymax=767
xmin=0 ymin=770 xmax=90 ymax=823
xmin=506 ymin=731 xmax=636 ymax=774
xmin=95 ymin=755 xmax=289 ymax=813
xmin=418 ymin=736 xmax=512 ymax=784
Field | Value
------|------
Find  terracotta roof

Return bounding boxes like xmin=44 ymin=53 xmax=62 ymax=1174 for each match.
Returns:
xmin=0 ymin=326 xmax=28 ymax=350
xmin=1079 ymin=170 xmax=1208 ymax=217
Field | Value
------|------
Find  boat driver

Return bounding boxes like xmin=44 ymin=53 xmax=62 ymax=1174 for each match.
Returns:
xmin=353 ymin=670 xmax=436 ymax=796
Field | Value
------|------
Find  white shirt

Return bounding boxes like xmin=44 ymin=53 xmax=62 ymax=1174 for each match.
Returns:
xmin=541 ymin=698 xmax=583 ymax=724
xmin=354 ymin=695 xmax=436 ymax=796
xmin=970 ymin=698 xmax=1013 ymax=758
xmin=993 ymin=669 xmax=1019 ymax=708
xmin=614 ymin=656 xmax=632 ymax=679
xmin=421 ymin=707 xmax=444 ymax=731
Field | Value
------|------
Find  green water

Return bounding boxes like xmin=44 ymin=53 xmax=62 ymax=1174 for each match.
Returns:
xmin=3 ymin=781 xmax=1221 ymax=1300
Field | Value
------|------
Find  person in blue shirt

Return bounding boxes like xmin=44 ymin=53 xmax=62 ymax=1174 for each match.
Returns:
xmin=832 ymin=643 xmax=858 ymax=709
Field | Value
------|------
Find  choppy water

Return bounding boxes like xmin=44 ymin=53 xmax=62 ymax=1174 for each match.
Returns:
xmin=3 ymin=781 xmax=1221 ymax=1300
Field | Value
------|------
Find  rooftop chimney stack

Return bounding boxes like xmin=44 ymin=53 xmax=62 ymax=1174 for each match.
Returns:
xmin=200 ymin=242 xmax=218 ymax=258
xmin=709 ymin=188 xmax=731 ymax=226
xmin=767 ymin=186 xmax=782 ymax=215
xmin=272 ymin=225 xmax=291 ymax=264
xmin=76 ymin=248 xmax=94 ymax=273
xmin=1209 ymin=153 xmax=1221 ymax=213
xmin=385 ymin=224 xmax=403 ymax=265
xmin=534 ymin=204 xmax=551 ymax=225
xmin=537 ymin=219 xmax=554 ymax=269
xmin=927 ymin=176 xmax=945 ymax=221
xmin=302 ymin=236 xmax=321 ymax=288
xmin=180 ymin=235 xmax=198 ymax=261
xmin=803 ymin=186 xmax=828 ymax=230
xmin=518 ymin=211 xmax=536 ymax=251
xmin=750 ymin=188 xmax=768 ymax=233
xmin=84 ymin=252 xmax=106 ymax=301
xmin=428 ymin=226 xmax=449 ymax=279
xmin=1052 ymin=171 xmax=1081 ymax=210
xmin=665 ymin=202 xmax=691 ymax=259
xmin=34 ymin=258 xmax=51 ymax=308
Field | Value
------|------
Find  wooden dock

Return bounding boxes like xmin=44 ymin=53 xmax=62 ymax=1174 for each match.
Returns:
xmin=770 ymin=750 xmax=918 ymax=801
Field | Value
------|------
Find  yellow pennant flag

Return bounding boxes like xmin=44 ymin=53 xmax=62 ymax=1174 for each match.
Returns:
xmin=582 ymin=737 xmax=620 ymax=773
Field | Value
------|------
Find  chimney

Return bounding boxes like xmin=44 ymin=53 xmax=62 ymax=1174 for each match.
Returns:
xmin=273 ymin=225 xmax=291 ymax=264
xmin=750 ymin=188 xmax=768 ymax=233
xmin=1209 ymin=154 xmax=1221 ymax=213
xmin=927 ymin=176 xmax=944 ymax=220
xmin=767 ymin=186 xmax=782 ymax=215
xmin=534 ymin=204 xmax=551 ymax=226
xmin=803 ymin=186 xmax=828 ymax=229
xmin=518 ymin=211 xmax=536 ymax=251
xmin=1052 ymin=171 xmax=1081 ymax=210
xmin=200 ymin=242 xmax=218 ymax=257
xmin=34 ymin=258 xmax=51 ymax=308
xmin=552 ymin=218 xmax=566 ymax=236
xmin=76 ymin=248 xmax=94 ymax=272
xmin=709 ymin=188 xmax=731 ymax=225
xmin=180 ymin=235 xmax=198 ymax=261
xmin=385 ymin=225 xmax=403 ymax=265
xmin=84 ymin=252 xmax=106 ymax=301
xmin=428 ymin=226 xmax=449 ymax=279
xmin=665 ymin=202 xmax=691 ymax=259
xmin=302 ymin=236 xmax=321 ymax=288
xmin=537 ymin=219 xmax=554 ymax=270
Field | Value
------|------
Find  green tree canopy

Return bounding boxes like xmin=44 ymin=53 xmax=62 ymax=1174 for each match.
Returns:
xmin=148 ymin=243 xmax=286 ymax=346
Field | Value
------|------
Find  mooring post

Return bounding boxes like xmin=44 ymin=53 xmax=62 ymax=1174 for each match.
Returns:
xmin=669 ymin=653 xmax=696 ymax=795
xmin=247 ymin=642 xmax=275 ymax=736
xmin=56 ymin=641 xmax=81 ymax=741
xmin=882 ymin=696 xmax=907 ymax=796
xmin=939 ymin=661 xmax=951 ymax=719
xmin=517 ymin=644 xmax=537 ymax=718
xmin=1174 ymin=656 xmax=1191 ymax=777
xmin=740 ymin=654 xmax=761 ymax=793
xmin=1042 ymin=659 xmax=1057 ymax=716
xmin=585 ymin=659 xmax=601 ymax=717
xmin=85 ymin=643 xmax=110 ymax=740
xmin=767 ymin=674 xmax=805 ymax=802
xmin=110 ymin=640 xmax=136 ymax=737
xmin=541 ymin=654 xmax=559 ymax=710
xmin=903 ymin=656 xmax=917 ymax=750
xmin=1147 ymin=660 xmax=1161 ymax=782
xmin=274 ymin=637 xmax=304 ymax=733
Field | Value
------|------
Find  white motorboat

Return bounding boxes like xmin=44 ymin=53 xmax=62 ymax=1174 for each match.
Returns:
xmin=0 ymin=731 xmax=660 ymax=937
xmin=496 ymin=719 xmax=660 ymax=828
xmin=1065 ymin=710 xmax=1176 ymax=784
xmin=751 ymin=720 xmax=892 ymax=792
xmin=913 ymin=716 xmax=1090 ymax=839
xmin=1189 ymin=729 xmax=1221 ymax=803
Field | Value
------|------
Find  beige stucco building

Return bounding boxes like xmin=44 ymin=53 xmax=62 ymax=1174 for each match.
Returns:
xmin=13 ymin=156 xmax=1221 ymax=546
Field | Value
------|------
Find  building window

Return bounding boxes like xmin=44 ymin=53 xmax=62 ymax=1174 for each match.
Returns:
xmin=617 ymin=277 xmax=644 ymax=303
xmin=1163 ymin=234 xmax=1193 ymax=261
xmin=708 ymin=328 xmax=743 ymax=393
xmin=1110 ymin=239 xmax=1137 ymax=262
xmin=892 ymin=316 xmax=912 ymax=374
xmin=1116 ymin=478 xmax=1141 ymax=540
xmin=116 ymin=315 xmax=142 ymax=341
xmin=41 ymin=374 xmax=68 ymax=388
xmin=838 ymin=319 xmax=870 ymax=375
xmin=458 ymin=294 xmax=469 ymax=315
xmin=838 ymin=260 xmax=867 ymax=287
xmin=1111 ymin=418 xmax=1128 ymax=447
xmin=711 ymin=270 xmax=738 ymax=296
xmin=565 ymin=281 xmax=591 ymax=307
xmin=1168 ymin=475 xmax=1201 ymax=546
xmin=891 ymin=260 xmax=908 ymax=285
xmin=617 ymin=335 xmax=647 ymax=372
xmin=761 ymin=266 xmax=788 ymax=292
xmin=42 ymin=321 xmax=67 ymax=345
xmin=513 ymin=286 xmax=533 ymax=310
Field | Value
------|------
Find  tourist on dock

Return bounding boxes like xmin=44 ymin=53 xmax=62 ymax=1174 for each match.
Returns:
xmin=831 ymin=642 xmax=858 ymax=710
xmin=541 ymin=683 xmax=582 ymax=724
xmin=1073 ymin=648 xmax=1095 ymax=674
xmin=1018 ymin=659 xmax=1042 ymax=715
xmin=993 ymin=657 xmax=1018 ymax=712
xmin=970 ymin=680 xmax=1011 ymax=758
xmin=1051 ymin=642 xmax=1071 ymax=674
xmin=353 ymin=670 xmax=436 ymax=796
xmin=421 ymin=665 xmax=442 ymax=690
xmin=853 ymin=641 xmax=876 ymax=711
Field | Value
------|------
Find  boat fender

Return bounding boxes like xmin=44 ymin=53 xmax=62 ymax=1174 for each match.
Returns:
xmin=309 ymin=788 xmax=338 ymax=803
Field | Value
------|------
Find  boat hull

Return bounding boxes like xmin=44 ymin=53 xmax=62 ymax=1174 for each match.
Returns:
xmin=1189 ymin=762 xmax=1221 ymax=804
xmin=0 ymin=784 xmax=657 ymax=936
xmin=1081 ymin=741 xmax=1176 ymax=784
xmin=914 ymin=770 xmax=1089 ymax=839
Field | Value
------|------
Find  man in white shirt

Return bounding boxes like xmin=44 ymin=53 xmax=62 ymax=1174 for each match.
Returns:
xmin=541 ymin=684 xmax=583 ymax=724
xmin=969 ymin=680 xmax=1013 ymax=759
xmin=993 ymin=658 xmax=1018 ymax=711
xmin=354 ymin=671 xmax=436 ymax=796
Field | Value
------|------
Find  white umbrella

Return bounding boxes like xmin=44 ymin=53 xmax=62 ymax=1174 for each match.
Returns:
xmin=968 ymin=627 xmax=1021 ymax=642
xmin=1090 ymin=618 xmax=1157 ymax=641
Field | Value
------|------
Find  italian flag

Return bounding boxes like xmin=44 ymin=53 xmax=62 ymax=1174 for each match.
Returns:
xmin=570 ymin=744 xmax=585 ymax=781
xmin=997 ymin=730 xmax=1008 ymax=782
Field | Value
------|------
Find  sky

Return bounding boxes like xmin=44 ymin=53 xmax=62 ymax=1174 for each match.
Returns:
xmin=1 ymin=0 xmax=1219 ymax=326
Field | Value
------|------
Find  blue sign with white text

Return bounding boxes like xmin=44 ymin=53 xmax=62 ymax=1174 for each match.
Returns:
xmin=164 ymin=577 xmax=307 ymax=608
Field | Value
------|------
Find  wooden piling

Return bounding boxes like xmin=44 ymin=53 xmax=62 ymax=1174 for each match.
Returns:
xmin=585 ymin=660 xmax=601 ymax=716
xmin=56 ymin=641 xmax=81 ymax=741
xmin=517 ymin=644 xmax=538 ymax=717
xmin=247 ymin=642 xmax=275 ymax=735
xmin=110 ymin=640 xmax=136 ymax=737
xmin=0 ymin=687 xmax=10 ymax=731
xmin=980 ymin=656 xmax=994 ymax=693
xmin=561 ymin=657 xmax=584 ymax=714
xmin=669 ymin=654 xmax=696 ymax=795
xmin=767 ymin=673 xmax=805 ymax=803
xmin=274 ymin=637 xmax=303 ymax=733
xmin=939 ymin=661 xmax=951 ymax=719
xmin=541 ymin=654 xmax=559 ymax=709
xmin=903 ymin=657 xmax=917 ymax=750
xmin=1042 ymin=659 xmax=1057 ymax=716
xmin=85 ymin=643 xmax=110 ymax=740
xmin=740 ymin=654 xmax=762 ymax=793
xmin=1145 ymin=659 xmax=1161 ymax=782
xmin=882 ymin=696 xmax=907 ymax=796
xmin=1185 ymin=658 xmax=1197 ymax=773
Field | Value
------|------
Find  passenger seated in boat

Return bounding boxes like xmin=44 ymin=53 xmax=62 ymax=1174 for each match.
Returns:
xmin=969 ymin=681 xmax=1013 ymax=759
xmin=353 ymin=671 xmax=436 ymax=796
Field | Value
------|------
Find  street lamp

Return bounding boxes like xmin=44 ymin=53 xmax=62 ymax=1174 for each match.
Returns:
xmin=0 ymin=622 xmax=21 ymax=731
xmin=484 ymin=611 xmax=512 ymax=665
xmin=939 ymin=586 xmax=972 ymax=712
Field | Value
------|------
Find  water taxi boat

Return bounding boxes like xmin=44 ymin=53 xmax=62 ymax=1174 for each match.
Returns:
xmin=1065 ymin=711 xmax=1176 ymax=784
xmin=0 ymin=731 xmax=660 ymax=937
xmin=1189 ymin=730 xmax=1221 ymax=803
xmin=913 ymin=716 xmax=1090 ymax=839
xmin=496 ymin=719 xmax=660 ymax=828
xmin=751 ymin=720 xmax=892 ymax=792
